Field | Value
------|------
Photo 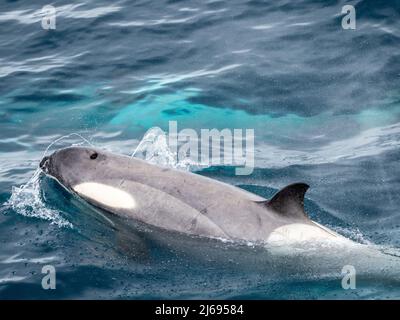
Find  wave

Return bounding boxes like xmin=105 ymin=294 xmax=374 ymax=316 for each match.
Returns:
xmin=0 ymin=253 xmax=58 ymax=264
xmin=0 ymin=4 xmax=121 ymax=25
xmin=0 ymin=276 xmax=27 ymax=284
xmin=254 ymin=122 xmax=400 ymax=168
xmin=0 ymin=52 xmax=88 ymax=78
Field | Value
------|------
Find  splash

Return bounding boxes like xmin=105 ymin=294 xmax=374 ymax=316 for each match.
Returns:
xmin=5 ymin=169 xmax=72 ymax=228
xmin=131 ymin=126 xmax=207 ymax=171
xmin=5 ymin=133 xmax=93 ymax=228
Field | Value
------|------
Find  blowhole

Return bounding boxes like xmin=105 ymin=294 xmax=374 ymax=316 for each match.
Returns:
xmin=90 ymin=152 xmax=98 ymax=160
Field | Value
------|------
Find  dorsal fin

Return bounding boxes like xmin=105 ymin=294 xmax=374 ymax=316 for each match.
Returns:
xmin=262 ymin=183 xmax=310 ymax=219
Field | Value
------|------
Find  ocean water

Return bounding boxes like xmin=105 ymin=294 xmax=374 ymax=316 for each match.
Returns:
xmin=1 ymin=0 xmax=400 ymax=299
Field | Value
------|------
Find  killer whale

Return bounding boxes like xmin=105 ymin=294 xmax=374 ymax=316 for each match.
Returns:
xmin=39 ymin=147 xmax=349 ymax=245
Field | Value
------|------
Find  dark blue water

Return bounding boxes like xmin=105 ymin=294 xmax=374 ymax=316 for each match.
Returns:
xmin=1 ymin=0 xmax=400 ymax=299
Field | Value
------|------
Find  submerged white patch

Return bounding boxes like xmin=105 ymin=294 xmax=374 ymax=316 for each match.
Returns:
xmin=267 ymin=222 xmax=343 ymax=245
xmin=73 ymin=182 xmax=136 ymax=209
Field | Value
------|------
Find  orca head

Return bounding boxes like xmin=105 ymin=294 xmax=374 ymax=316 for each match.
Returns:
xmin=40 ymin=147 xmax=106 ymax=190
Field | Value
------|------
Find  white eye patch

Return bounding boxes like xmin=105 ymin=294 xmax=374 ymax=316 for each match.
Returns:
xmin=73 ymin=182 xmax=136 ymax=209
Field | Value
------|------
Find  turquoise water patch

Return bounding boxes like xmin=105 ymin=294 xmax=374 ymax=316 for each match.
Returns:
xmin=109 ymin=90 xmax=400 ymax=149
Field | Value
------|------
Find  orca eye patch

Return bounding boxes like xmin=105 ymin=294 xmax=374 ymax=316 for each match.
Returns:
xmin=90 ymin=152 xmax=98 ymax=160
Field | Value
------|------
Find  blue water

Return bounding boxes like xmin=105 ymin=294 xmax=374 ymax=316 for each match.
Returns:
xmin=1 ymin=0 xmax=400 ymax=299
